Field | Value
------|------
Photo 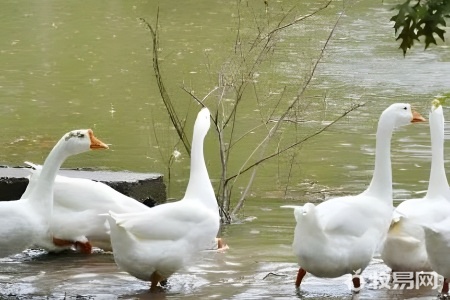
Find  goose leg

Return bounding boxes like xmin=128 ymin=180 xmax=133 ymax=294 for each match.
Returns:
xmin=295 ymin=268 xmax=307 ymax=288
xmin=352 ymin=277 xmax=361 ymax=289
xmin=441 ymin=278 xmax=449 ymax=295
xmin=74 ymin=241 xmax=93 ymax=254
xmin=52 ymin=237 xmax=92 ymax=254
xmin=216 ymin=238 xmax=229 ymax=251
xmin=150 ymin=271 xmax=165 ymax=293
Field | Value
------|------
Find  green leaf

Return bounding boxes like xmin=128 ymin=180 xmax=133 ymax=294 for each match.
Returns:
xmin=434 ymin=94 xmax=450 ymax=108
xmin=391 ymin=0 xmax=450 ymax=55
xmin=435 ymin=27 xmax=446 ymax=41
xmin=424 ymin=33 xmax=437 ymax=48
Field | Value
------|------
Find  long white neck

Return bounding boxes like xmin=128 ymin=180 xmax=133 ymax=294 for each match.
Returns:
xmin=364 ymin=114 xmax=393 ymax=200
xmin=28 ymin=138 xmax=68 ymax=216
xmin=426 ymin=109 xmax=450 ymax=198
xmin=184 ymin=129 xmax=218 ymax=212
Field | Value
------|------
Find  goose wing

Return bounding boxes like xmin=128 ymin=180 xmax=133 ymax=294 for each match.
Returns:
xmin=109 ymin=201 xmax=217 ymax=241
xmin=318 ymin=195 xmax=389 ymax=238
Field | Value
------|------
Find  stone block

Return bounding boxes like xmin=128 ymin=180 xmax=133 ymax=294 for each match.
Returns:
xmin=0 ymin=166 xmax=166 ymax=207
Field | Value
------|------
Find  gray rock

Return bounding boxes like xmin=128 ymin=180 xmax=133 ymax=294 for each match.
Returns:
xmin=0 ymin=166 xmax=166 ymax=207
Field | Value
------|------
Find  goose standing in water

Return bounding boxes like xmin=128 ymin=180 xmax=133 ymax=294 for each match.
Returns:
xmin=0 ymin=129 xmax=108 ymax=257
xmin=282 ymin=103 xmax=425 ymax=292
xmin=382 ymin=100 xmax=450 ymax=294
xmin=106 ymin=107 xmax=220 ymax=292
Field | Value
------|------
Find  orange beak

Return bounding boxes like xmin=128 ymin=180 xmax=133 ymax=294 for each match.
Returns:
xmin=88 ymin=129 xmax=109 ymax=150
xmin=411 ymin=110 xmax=426 ymax=123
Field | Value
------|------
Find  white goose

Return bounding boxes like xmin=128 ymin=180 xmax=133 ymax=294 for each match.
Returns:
xmin=0 ymin=129 xmax=108 ymax=258
xmin=282 ymin=103 xmax=425 ymax=291
xmin=381 ymin=101 xmax=450 ymax=276
xmin=422 ymin=218 xmax=450 ymax=295
xmin=106 ymin=107 xmax=220 ymax=291
xmin=23 ymin=163 xmax=151 ymax=253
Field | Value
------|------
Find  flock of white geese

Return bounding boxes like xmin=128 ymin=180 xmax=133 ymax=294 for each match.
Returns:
xmin=1 ymin=102 xmax=450 ymax=297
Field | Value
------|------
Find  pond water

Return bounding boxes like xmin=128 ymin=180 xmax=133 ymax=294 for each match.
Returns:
xmin=1 ymin=0 xmax=450 ymax=299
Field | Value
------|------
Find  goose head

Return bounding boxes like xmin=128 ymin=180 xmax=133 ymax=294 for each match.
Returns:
xmin=297 ymin=203 xmax=317 ymax=221
xmin=429 ymin=99 xmax=444 ymax=135
xmin=431 ymin=98 xmax=444 ymax=114
xmin=289 ymin=203 xmax=317 ymax=223
xmin=381 ymin=103 xmax=426 ymax=129
xmin=193 ymin=107 xmax=211 ymax=141
xmin=61 ymin=129 xmax=109 ymax=156
xmin=300 ymin=203 xmax=316 ymax=216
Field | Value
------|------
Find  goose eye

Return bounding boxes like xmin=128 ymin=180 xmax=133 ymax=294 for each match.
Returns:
xmin=79 ymin=134 xmax=85 ymax=138
xmin=403 ymin=107 xmax=407 ymax=110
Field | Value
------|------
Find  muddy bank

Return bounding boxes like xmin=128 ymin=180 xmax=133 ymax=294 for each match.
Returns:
xmin=0 ymin=166 xmax=166 ymax=207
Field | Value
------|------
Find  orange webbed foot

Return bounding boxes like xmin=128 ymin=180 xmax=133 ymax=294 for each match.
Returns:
xmin=74 ymin=241 xmax=93 ymax=254
xmin=216 ymin=238 xmax=229 ymax=252
xmin=52 ymin=237 xmax=93 ymax=254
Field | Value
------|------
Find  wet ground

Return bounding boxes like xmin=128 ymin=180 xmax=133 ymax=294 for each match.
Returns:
xmin=0 ymin=247 xmax=443 ymax=300
xmin=0 ymin=200 xmax=445 ymax=300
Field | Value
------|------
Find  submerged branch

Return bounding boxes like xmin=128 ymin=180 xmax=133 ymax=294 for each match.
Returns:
xmin=229 ymin=4 xmax=345 ymax=210
xmin=265 ymin=0 xmax=333 ymax=38
xmin=141 ymin=16 xmax=191 ymax=156
xmin=144 ymin=1 xmax=354 ymax=221
xmin=281 ymin=5 xmax=344 ymax=125
xmin=225 ymin=102 xmax=365 ymax=184
xmin=262 ymin=272 xmax=288 ymax=280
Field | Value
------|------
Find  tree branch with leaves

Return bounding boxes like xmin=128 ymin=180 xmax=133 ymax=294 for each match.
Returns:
xmin=391 ymin=0 xmax=450 ymax=55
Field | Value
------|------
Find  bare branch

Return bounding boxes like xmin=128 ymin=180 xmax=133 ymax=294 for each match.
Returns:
xmin=226 ymin=102 xmax=365 ymax=184
xmin=228 ymin=5 xmax=345 ymax=188
xmin=181 ymin=86 xmax=221 ymax=129
xmin=144 ymin=1 xmax=356 ymax=222
xmin=266 ymin=87 xmax=288 ymax=125
xmin=284 ymin=147 xmax=298 ymax=198
xmin=140 ymin=16 xmax=191 ymax=156
xmin=262 ymin=272 xmax=288 ymax=280
xmin=265 ymin=0 xmax=333 ymax=38
xmin=249 ymin=5 xmax=296 ymax=52
xmin=234 ymin=0 xmax=243 ymax=55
